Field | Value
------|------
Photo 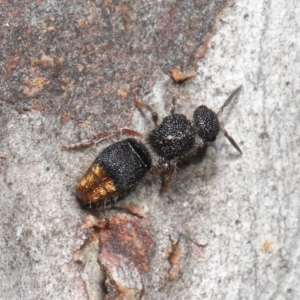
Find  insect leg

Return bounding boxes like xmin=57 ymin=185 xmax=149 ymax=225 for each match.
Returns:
xmin=134 ymin=98 xmax=159 ymax=128
xmin=170 ymin=97 xmax=177 ymax=114
xmin=161 ymin=162 xmax=176 ymax=197
xmin=61 ymin=128 xmax=143 ymax=150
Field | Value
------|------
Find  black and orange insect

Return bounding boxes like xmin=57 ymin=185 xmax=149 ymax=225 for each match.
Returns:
xmin=75 ymin=138 xmax=151 ymax=208
xmin=62 ymin=86 xmax=242 ymax=209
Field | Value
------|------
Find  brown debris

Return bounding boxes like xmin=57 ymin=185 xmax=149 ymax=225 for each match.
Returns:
xmin=30 ymin=103 xmax=46 ymax=112
xmin=76 ymin=64 xmax=85 ymax=72
xmin=29 ymin=54 xmax=64 ymax=78
xmin=22 ymin=77 xmax=50 ymax=98
xmin=30 ymin=54 xmax=64 ymax=70
xmin=83 ymin=215 xmax=101 ymax=229
xmin=76 ymin=18 xmax=87 ymax=28
xmin=5 ymin=55 xmax=22 ymax=73
xmin=166 ymin=238 xmax=183 ymax=280
xmin=117 ymin=89 xmax=128 ymax=99
xmin=60 ymin=112 xmax=71 ymax=124
xmin=169 ymin=66 xmax=197 ymax=83
xmin=121 ymin=204 xmax=147 ymax=219
xmin=98 ymin=213 xmax=154 ymax=300
xmin=194 ymin=32 xmax=215 ymax=60
xmin=261 ymin=240 xmax=274 ymax=253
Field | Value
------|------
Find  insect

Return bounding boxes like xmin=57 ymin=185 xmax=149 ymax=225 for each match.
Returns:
xmin=75 ymin=138 xmax=152 ymax=208
xmin=62 ymin=86 xmax=242 ymax=209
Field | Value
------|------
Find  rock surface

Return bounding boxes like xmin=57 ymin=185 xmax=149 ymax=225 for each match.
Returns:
xmin=1 ymin=0 xmax=299 ymax=299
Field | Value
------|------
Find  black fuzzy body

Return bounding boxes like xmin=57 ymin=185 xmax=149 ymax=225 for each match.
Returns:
xmin=96 ymin=138 xmax=152 ymax=195
xmin=193 ymin=105 xmax=220 ymax=142
xmin=148 ymin=114 xmax=195 ymax=159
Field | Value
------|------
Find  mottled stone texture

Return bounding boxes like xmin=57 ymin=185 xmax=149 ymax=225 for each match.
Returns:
xmin=0 ymin=0 xmax=228 ymax=127
xmin=1 ymin=0 xmax=300 ymax=299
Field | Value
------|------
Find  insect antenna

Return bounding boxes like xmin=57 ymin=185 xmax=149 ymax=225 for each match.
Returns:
xmin=218 ymin=85 xmax=243 ymax=154
xmin=217 ymin=85 xmax=242 ymax=116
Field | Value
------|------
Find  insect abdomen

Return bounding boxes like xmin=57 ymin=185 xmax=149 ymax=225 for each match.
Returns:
xmin=76 ymin=138 xmax=151 ymax=208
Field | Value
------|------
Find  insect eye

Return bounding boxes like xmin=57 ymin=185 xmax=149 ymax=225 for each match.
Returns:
xmin=193 ymin=105 xmax=220 ymax=142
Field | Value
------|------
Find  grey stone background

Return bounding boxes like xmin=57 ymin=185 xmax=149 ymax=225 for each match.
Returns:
xmin=1 ymin=0 xmax=299 ymax=299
